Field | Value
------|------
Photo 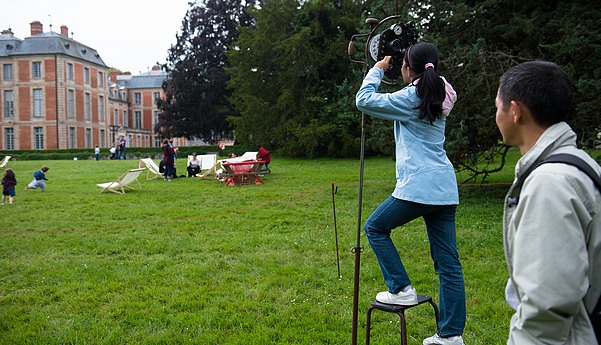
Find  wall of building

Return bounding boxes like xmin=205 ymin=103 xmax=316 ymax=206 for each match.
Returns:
xmin=0 ymin=21 xmax=175 ymax=152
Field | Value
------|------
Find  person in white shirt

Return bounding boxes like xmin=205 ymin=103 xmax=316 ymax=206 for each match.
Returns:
xmin=187 ymin=153 xmax=202 ymax=177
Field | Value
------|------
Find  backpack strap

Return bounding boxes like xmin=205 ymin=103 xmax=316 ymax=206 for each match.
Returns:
xmin=540 ymin=154 xmax=601 ymax=191
xmin=508 ymin=153 xmax=601 ymax=207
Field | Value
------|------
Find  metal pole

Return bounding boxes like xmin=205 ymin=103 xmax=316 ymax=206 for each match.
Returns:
xmin=351 ymin=109 xmax=367 ymax=345
xmin=331 ymin=183 xmax=342 ymax=279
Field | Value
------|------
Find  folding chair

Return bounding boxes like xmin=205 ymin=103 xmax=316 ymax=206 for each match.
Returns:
xmin=0 ymin=156 xmax=11 ymax=169
xmin=97 ymin=168 xmax=145 ymax=194
xmin=140 ymin=158 xmax=162 ymax=180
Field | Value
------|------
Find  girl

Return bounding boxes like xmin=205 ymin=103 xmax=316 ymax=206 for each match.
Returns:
xmin=356 ymin=42 xmax=466 ymax=345
xmin=2 ymin=168 xmax=17 ymax=205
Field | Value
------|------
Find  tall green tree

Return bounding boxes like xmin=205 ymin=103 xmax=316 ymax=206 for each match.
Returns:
xmin=156 ymin=0 xmax=261 ymax=142
xmin=411 ymin=0 xmax=601 ymax=180
xmin=227 ymin=0 xmax=367 ymax=157
xmin=226 ymin=0 xmax=600 ymax=173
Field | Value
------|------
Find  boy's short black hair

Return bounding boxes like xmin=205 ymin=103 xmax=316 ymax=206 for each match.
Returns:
xmin=498 ymin=61 xmax=572 ymax=127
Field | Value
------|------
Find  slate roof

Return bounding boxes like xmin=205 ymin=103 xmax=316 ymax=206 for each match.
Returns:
xmin=0 ymin=31 xmax=106 ymax=67
xmin=117 ymin=70 xmax=166 ymax=89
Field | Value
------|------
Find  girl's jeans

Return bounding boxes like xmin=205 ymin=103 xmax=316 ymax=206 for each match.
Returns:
xmin=364 ymin=196 xmax=466 ymax=337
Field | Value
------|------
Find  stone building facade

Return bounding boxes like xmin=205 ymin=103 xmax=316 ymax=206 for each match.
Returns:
xmin=0 ymin=21 xmax=182 ymax=151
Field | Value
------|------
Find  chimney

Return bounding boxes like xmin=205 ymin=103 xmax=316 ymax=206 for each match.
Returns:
xmin=60 ymin=25 xmax=68 ymax=36
xmin=152 ymin=65 xmax=161 ymax=71
xmin=30 ymin=21 xmax=43 ymax=35
xmin=1 ymin=28 xmax=14 ymax=35
xmin=109 ymin=71 xmax=120 ymax=83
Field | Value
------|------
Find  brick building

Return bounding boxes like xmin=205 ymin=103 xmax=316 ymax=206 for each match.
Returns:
xmin=0 ymin=21 xmax=182 ymax=151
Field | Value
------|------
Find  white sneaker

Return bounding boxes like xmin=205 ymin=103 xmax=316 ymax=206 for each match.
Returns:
xmin=375 ymin=288 xmax=418 ymax=306
xmin=423 ymin=334 xmax=464 ymax=345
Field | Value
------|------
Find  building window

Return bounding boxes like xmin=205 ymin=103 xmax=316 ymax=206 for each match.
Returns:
xmin=134 ymin=92 xmax=141 ymax=105
xmin=3 ymin=64 xmax=13 ymax=81
xmin=33 ymin=88 xmax=43 ymax=117
xmin=84 ymin=67 xmax=90 ymax=84
xmin=34 ymin=127 xmax=44 ymax=149
xmin=114 ymin=109 xmax=119 ymax=125
xmin=3 ymin=90 xmax=14 ymax=118
xmin=67 ymin=90 xmax=75 ymax=118
xmin=100 ymin=129 xmax=105 ymax=147
xmin=98 ymin=95 xmax=104 ymax=122
xmin=153 ymin=91 xmax=161 ymax=102
xmin=154 ymin=111 xmax=159 ymax=126
xmin=85 ymin=128 xmax=91 ymax=148
xmin=84 ymin=92 xmax=91 ymax=120
xmin=32 ymin=61 xmax=42 ymax=79
xmin=67 ymin=63 xmax=74 ymax=80
xmin=135 ymin=111 xmax=142 ymax=128
xmin=98 ymin=71 xmax=104 ymax=88
xmin=5 ymin=128 xmax=14 ymax=150
xmin=69 ymin=127 xmax=75 ymax=149
xmin=123 ymin=110 xmax=127 ymax=127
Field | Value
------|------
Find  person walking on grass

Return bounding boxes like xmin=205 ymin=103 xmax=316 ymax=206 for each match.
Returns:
xmin=356 ymin=41 xmax=466 ymax=345
xmin=1 ymin=168 xmax=17 ymax=205
xmin=496 ymin=61 xmax=601 ymax=344
xmin=24 ymin=166 xmax=49 ymax=192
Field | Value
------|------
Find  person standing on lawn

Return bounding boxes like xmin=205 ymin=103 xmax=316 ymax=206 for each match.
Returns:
xmin=496 ymin=61 xmax=601 ymax=344
xmin=161 ymin=139 xmax=176 ymax=181
xmin=356 ymin=41 xmax=466 ymax=345
xmin=1 ymin=168 xmax=17 ymax=205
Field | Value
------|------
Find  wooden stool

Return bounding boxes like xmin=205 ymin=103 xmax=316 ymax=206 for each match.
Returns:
xmin=365 ymin=294 xmax=440 ymax=345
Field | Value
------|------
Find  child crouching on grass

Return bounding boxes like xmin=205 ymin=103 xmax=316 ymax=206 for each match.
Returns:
xmin=24 ymin=166 xmax=49 ymax=192
xmin=1 ymin=168 xmax=17 ymax=205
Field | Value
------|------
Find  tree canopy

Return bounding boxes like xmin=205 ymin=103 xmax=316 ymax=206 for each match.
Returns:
xmin=162 ymin=0 xmax=601 ymax=179
xmin=156 ymin=0 xmax=261 ymax=143
xmin=227 ymin=0 xmax=367 ymax=157
xmin=415 ymin=0 xmax=601 ymax=180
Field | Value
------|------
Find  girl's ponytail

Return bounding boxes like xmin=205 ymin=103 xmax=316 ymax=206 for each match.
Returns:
xmin=405 ymin=43 xmax=446 ymax=124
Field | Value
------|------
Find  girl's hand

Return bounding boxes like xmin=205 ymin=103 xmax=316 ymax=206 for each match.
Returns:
xmin=375 ymin=56 xmax=392 ymax=71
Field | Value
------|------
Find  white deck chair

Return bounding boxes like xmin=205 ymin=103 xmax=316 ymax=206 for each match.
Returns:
xmin=188 ymin=154 xmax=218 ymax=179
xmin=0 ymin=156 xmax=11 ymax=169
xmin=140 ymin=158 xmax=162 ymax=180
xmin=218 ymin=151 xmax=258 ymax=165
xmin=97 ymin=168 xmax=145 ymax=194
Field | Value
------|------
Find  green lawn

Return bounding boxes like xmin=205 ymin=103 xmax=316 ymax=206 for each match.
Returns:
xmin=0 ymin=154 xmax=516 ymax=344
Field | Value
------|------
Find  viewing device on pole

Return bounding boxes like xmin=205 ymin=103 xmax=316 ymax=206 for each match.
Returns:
xmin=347 ymin=3 xmax=417 ymax=343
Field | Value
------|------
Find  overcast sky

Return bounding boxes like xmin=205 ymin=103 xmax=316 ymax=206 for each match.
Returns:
xmin=1 ymin=0 xmax=192 ymax=74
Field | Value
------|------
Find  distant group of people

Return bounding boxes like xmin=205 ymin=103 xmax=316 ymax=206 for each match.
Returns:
xmin=109 ymin=136 xmax=127 ymax=160
xmin=91 ymin=136 xmax=127 ymax=161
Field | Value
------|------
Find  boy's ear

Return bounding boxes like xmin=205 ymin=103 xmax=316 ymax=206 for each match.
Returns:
xmin=510 ymin=101 xmax=523 ymax=124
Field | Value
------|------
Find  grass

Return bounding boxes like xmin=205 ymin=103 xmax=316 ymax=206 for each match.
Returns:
xmin=0 ymin=153 xmax=517 ymax=344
